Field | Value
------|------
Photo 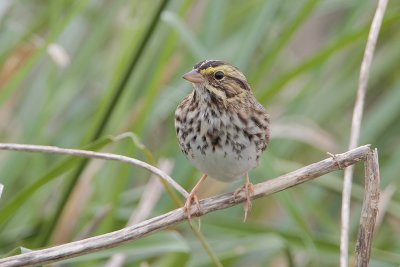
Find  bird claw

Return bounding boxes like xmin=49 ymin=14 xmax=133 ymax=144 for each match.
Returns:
xmin=234 ymin=181 xmax=254 ymax=222
xmin=184 ymin=193 xmax=202 ymax=222
xmin=183 ymin=174 xmax=207 ymax=223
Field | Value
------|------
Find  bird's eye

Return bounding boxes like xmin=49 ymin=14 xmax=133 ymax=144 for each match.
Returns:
xmin=214 ymin=71 xmax=224 ymax=80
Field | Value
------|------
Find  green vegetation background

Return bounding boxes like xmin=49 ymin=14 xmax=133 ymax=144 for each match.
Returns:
xmin=1 ymin=0 xmax=400 ymax=266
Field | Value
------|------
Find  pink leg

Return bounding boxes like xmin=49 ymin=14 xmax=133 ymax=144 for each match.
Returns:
xmin=234 ymin=173 xmax=254 ymax=222
xmin=184 ymin=174 xmax=207 ymax=221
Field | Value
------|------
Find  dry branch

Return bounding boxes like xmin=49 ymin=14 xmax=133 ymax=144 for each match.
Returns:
xmin=0 ymin=145 xmax=371 ymax=267
xmin=354 ymin=149 xmax=380 ymax=267
xmin=340 ymin=0 xmax=388 ymax=266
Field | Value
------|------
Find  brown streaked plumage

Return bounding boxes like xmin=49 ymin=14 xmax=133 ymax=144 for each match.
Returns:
xmin=175 ymin=60 xmax=270 ymax=221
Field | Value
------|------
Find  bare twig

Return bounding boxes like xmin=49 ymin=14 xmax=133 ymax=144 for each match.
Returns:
xmin=0 ymin=143 xmax=222 ymax=267
xmin=0 ymin=145 xmax=371 ymax=267
xmin=0 ymin=143 xmax=188 ymax=198
xmin=354 ymin=149 xmax=380 ymax=267
xmin=340 ymin=1 xmax=388 ymax=266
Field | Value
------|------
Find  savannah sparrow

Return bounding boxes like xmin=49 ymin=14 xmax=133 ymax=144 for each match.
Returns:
xmin=175 ymin=60 xmax=270 ymax=221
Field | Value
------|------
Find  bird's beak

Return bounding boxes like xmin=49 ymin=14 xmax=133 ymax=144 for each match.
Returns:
xmin=182 ymin=69 xmax=204 ymax=84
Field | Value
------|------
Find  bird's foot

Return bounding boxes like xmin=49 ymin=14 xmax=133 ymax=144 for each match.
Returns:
xmin=184 ymin=190 xmax=202 ymax=222
xmin=183 ymin=174 xmax=207 ymax=223
xmin=234 ymin=180 xmax=254 ymax=222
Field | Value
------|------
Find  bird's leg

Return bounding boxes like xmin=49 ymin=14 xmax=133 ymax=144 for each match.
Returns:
xmin=234 ymin=173 xmax=254 ymax=222
xmin=184 ymin=174 xmax=207 ymax=221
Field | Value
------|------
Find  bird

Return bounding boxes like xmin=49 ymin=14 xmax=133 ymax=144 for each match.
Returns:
xmin=175 ymin=60 xmax=270 ymax=221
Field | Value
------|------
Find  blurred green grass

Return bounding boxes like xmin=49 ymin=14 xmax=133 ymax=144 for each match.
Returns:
xmin=1 ymin=0 xmax=400 ymax=266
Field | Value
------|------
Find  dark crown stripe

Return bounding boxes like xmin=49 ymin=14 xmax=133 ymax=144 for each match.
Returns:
xmin=195 ymin=60 xmax=225 ymax=70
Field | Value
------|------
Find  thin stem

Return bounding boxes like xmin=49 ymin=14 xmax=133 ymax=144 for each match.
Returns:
xmin=0 ymin=143 xmax=188 ymax=198
xmin=189 ymin=222 xmax=223 ymax=267
xmin=340 ymin=1 xmax=388 ymax=266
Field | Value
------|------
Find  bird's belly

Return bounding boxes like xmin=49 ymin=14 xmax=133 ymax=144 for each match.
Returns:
xmin=187 ymin=140 xmax=258 ymax=182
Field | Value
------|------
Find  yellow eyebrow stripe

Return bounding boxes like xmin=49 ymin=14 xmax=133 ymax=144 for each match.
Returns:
xmin=199 ymin=65 xmax=240 ymax=78
xmin=199 ymin=66 xmax=224 ymax=75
